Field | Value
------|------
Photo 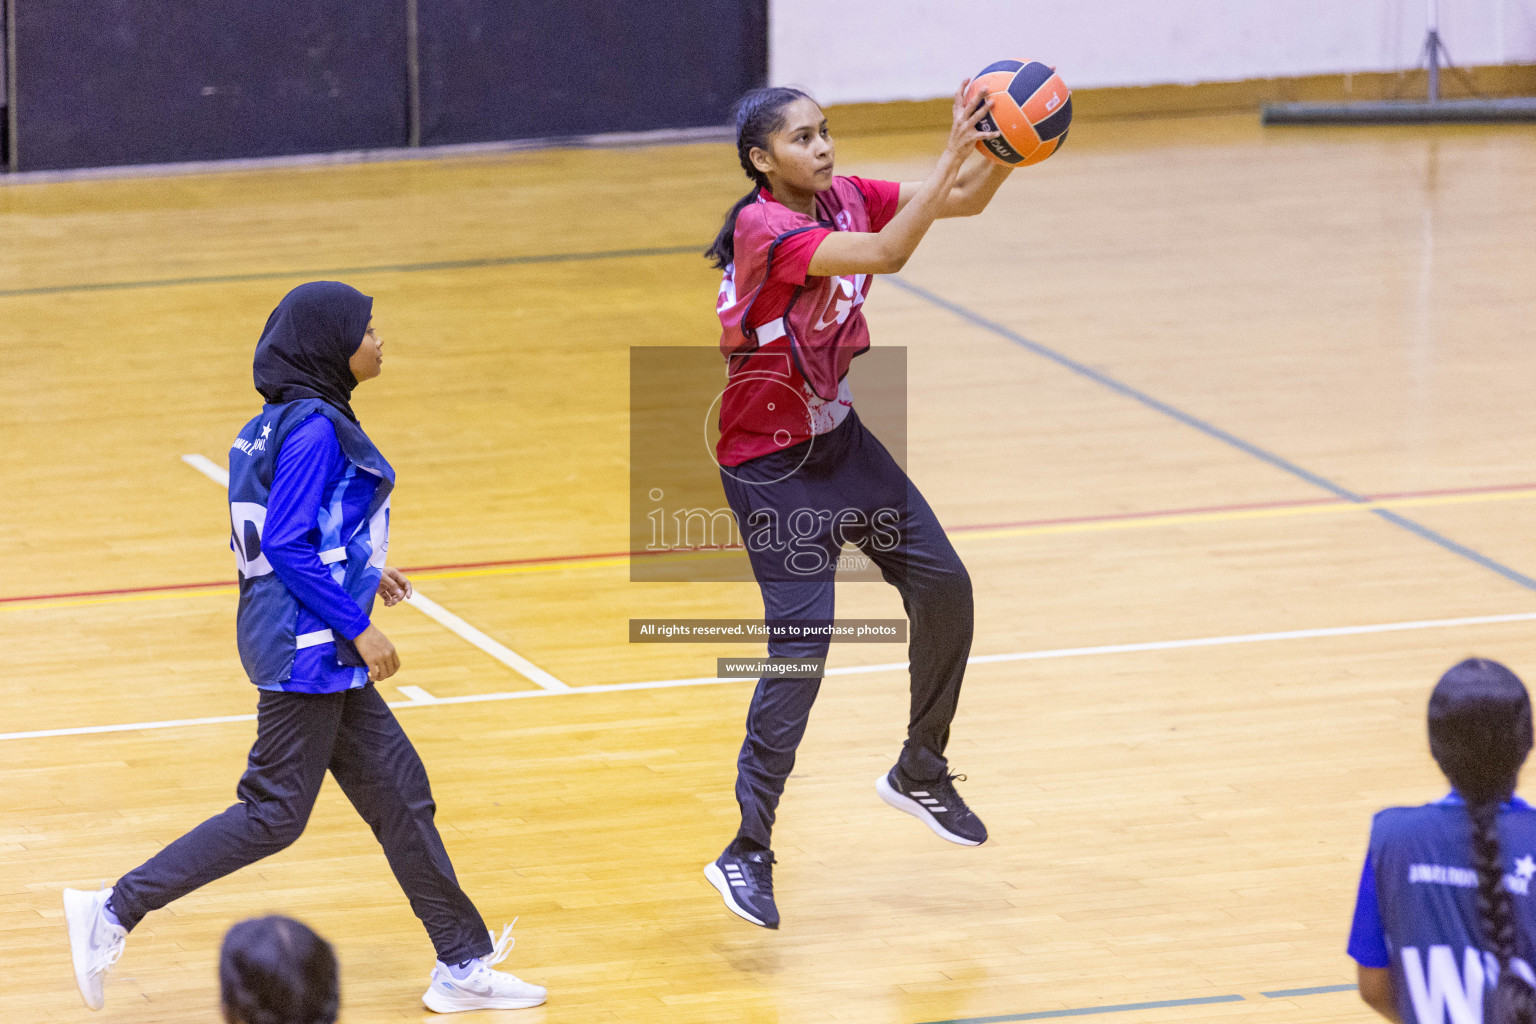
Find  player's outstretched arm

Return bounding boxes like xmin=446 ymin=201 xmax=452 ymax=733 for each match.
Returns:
xmin=933 ymin=157 xmax=1012 ymax=218
xmin=808 ymin=80 xmax=998 ymax=277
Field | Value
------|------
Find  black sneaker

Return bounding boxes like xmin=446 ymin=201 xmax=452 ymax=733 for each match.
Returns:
xmin=877 ymin=765 xmax=988 ymax=846
xmin=704 ymin=846 xmax=780 ymax=929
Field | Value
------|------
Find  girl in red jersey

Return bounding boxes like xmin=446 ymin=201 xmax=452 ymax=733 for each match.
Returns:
xmin=702 ymin=82 xmax=1013 ymax=929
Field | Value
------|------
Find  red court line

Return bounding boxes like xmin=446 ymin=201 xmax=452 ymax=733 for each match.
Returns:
xmin=0 ymin=547 xmax=679 ymax=606
xmin=949 ymin=495 xmax=1340 ymax=533
xmin=404 ymin=547 xmax=669 ymax=572
xmin=0 ymin=578 xmax=236 ymax=604
xmin=5 ymin=480 xmax=1533 ymax=607
xmin=948 ymin=479 xmax=1536 ymax=534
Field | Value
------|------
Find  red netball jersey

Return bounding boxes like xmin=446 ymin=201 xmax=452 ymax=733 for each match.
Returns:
xmin=715 ymin=176 xmax=900 ymax=467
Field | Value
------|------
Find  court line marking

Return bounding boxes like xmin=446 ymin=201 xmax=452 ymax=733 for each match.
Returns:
xmin=394 ymin=685 xmax=437 ymax=704
xmin=8 ymin=479 xmax=1536 ymax=611
xmin=923 ymin=994 xmax=1246 ymax=1024
xmin=0 ymin=587 xmax=241 ymax=612
xmin=180 ymin=453 xmax=230 ymax=486
xmin=0 ymin=245 xmax=702 ymax=299
xmin=1259 ymin=983 xmax=1359 ymax=998
xmin=888 ymin=276 xmax=1536 ymax=593
xmin=4 ymin=610 xmax=1534 ymax=742
xmin=954 ymin=479 xmax=1536 ymax=534
xmin=174 ymin=453 xmax=569 ymax=692
xmin=917 ymin=983 xmax=1357 ymax=1024
xmin=958 ymin=484 xmax=1536 ymax=541
xmin=405 ymin=591 xmax=569 ymax=691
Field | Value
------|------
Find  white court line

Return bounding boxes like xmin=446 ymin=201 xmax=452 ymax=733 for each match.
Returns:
xmin=395 ymin=685 xmax=438 ymax=704
xmin=6 ymin=611 xmax=1536 ymax=743
xmin=831 ymin=611 xmax=1536 ymax=674
xmin=181 ymin=453 xmax=230 ymax=486
xmin=406 ymin=591 xmax=569 ymax=691
xmin=181 ymin=453 xmax=567 ymax=692
xmin=2 ymin=713 xmax=262 ymax=741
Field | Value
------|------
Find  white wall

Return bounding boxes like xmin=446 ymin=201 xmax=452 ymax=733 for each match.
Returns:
xmin=769 ymin=0 xmax=1536 ymax=103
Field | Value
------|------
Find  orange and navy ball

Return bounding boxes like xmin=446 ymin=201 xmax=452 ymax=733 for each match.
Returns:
xmin=966 ymin=60 xmax=1072 ymax=167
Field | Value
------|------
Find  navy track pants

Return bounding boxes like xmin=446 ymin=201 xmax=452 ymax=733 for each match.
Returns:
xmin=720 ymin=410 xmax=974 ymax=848
xmin=109 ymin=684 xmax=493 ymax=964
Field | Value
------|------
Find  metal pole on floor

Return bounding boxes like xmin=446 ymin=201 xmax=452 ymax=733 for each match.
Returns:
xmin=1425 ymin=0 xmax=1441 ymax=103
xmin=1262 ymin=0 xmax=1536 ymax=124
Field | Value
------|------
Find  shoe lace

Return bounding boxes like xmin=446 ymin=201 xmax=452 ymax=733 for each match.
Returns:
xmin=742 ymin=852 xmax=776 ymax=895
xmin=90 ymin=937 xmax=125 ymax=975
xmin=89 ymin=881 xmax=126 ymax=974
xmin=936 ymin=773 xmax=973 ymax=816
xmin=483 ymin=918 xmax=518 ymax=969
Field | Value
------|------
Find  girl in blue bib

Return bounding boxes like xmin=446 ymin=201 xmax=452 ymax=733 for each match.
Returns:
xmin=64 ymin=282 xmax=545 ymax=1015
xmin=1349 ymin=658 xmax=1536 ymax=1023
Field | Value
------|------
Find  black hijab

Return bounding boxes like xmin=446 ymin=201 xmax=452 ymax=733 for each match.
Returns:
xmin=253 ymin=281 xmax=373 ymax=423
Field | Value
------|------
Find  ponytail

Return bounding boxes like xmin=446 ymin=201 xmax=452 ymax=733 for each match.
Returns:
xmin=1469 ymin=799 xmax=1536 ymax=1024
xmin=1428 ymin=657 xmax=1536 ymax=1024
xmin=706 ymin=187 xmax=762 ymax=270
xmin=705 ymin=86 xmax=815 ymax=270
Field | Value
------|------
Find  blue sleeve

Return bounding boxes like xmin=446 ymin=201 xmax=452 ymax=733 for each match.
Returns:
xmin=263 ymin=415 xmax=372 ymax=640
xmin=1347 ymin=846 xmax=1390 ymax=968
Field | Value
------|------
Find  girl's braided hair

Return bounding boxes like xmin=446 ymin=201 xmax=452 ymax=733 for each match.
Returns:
xmin=1430 ymin=658 xmax=1536 ymax=1024
xmin=220 ymin=915 xmax=338 ymax=1024
xmin=704 ymin=86 xmax=815 ymax=270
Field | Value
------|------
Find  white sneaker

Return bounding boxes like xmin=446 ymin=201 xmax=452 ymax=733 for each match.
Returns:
xmin=422 ymin=921 xmax=546 ymax=1012
xmin=63 ymin=885 xmax=127 ymax=1010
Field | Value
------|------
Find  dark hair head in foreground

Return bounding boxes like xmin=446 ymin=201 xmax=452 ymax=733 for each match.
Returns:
xmin=220 ymin=915 xmax=339 ymax=1024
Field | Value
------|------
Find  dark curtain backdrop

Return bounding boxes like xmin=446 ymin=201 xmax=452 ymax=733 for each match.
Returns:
xmin=417 ymin=0 xmax=766 ymax=146
xmin=14 ymin=1 xmax=406 ymax=171
xmin=11 ymin=0 xmax=767 ymax=172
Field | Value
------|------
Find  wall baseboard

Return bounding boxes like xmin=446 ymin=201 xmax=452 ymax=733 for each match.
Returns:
xmin=0 ymin=124 xmax=733 ymax=185
xmin=825 ymin=63 xmax=1536 ymax=135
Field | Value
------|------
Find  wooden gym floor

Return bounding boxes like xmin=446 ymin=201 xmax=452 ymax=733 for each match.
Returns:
xmin=3 ymin=111 xmax=1536 ymax=1022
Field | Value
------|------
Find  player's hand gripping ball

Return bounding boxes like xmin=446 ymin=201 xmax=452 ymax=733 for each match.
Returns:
xmin=966 ymin=60 xmax=1072 ymax=167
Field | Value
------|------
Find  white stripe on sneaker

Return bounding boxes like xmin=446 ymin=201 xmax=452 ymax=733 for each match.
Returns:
xmin=876 ymin=771 xmax=984 ymax=847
